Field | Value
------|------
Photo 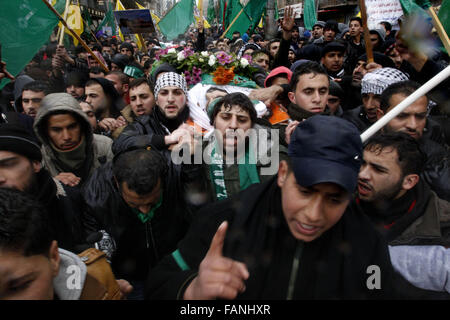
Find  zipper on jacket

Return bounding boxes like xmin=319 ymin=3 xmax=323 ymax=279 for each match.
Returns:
xmin=286 ymin=241 xmax=303 ymax=300
xmin=144 ymin=223 xmax=150 ymax=249
xmin=146 ymin=221 xmax=159 ymax=261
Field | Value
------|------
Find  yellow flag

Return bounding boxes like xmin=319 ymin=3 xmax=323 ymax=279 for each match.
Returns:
xmin=58 ymin=4 xmax=83 ymax=46
xmin=116 ymin=0 xmax=126 ymax=41
xmin=195 ymin=15 xmax=211 ymax=28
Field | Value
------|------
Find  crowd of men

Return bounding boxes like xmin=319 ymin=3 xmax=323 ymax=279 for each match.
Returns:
xmin=0 ymin=6 xmax=449 ymax=300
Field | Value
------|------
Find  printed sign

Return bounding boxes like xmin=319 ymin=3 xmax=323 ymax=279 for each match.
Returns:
xmin=365 ymin=0 xmax=404 ymax=30
xmin=113 ymin=9 xmax=156 ymax=34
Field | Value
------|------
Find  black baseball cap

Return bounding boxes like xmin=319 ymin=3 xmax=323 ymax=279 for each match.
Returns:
xmin=288 ymin=116 xmax=362 ymax=193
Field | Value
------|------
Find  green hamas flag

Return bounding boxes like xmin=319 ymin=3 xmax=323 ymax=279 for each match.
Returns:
xmin=0 ymin=0 xmax=62 ymax=88
xmin=438 ymin=0 xmax=450 ymax=39
xmin=224 ymin=0 xmax=252 ymax=39
xmin=243 ymin=0 xmax=266 ymax=32
xmin=207 ymin=0 xmax=215 ymax=24
xmin=96 ymin=2 xmax=116 ymax=37
xmin=81 ymin=5 xmax=94 ymax=40
xmin=398 ymin=0 xmax=431 ymax=14
xmin=303 ymin=0 xmax=317 ymax=30
xmin=159 ymin=0 xmax=195 ymax=40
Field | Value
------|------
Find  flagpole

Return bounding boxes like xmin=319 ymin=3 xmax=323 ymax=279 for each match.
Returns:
xmin=427 ymin=7 xmax=450 ymax=54
xmin=358 ymin=0 xmax=374 ymax=63
xmin=361 ymin=65 xmax=450 ymax=142
xmin=198 ymin=0 xmax=203 ymax=22
xmin=59 ymin=0 xmax=71 ymax=45
xmin=42 ymin=0 xmax=109 ymax=72
xmin=221 ymin=7 xmax=245 ymax=38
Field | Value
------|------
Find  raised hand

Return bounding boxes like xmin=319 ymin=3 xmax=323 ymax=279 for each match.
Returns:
xmin=183 ymin=221 xmax=249 ymax=300
xmin=281 ymin=6 xmax=295 ymax=32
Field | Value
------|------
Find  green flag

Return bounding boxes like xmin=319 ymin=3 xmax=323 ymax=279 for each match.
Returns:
xmin=243 ymin=0 xmax=266 ymax=32
xmin=438 ymin=0 xmax=450 ymax=39
xmin=96 ymin=2 xmax=116 ymax=37
xmin=159 ymin=0 xmax=195 ymax=40
xmin=224 ymin=0 xmax=252 ymax=39
xmin=398 ymin=0 xmax=431 ymax=14
xmin=303 ymin=0 xmax=316 ymax=30
xmin=207 ymin=0 xmax=215 ymax=24
xmin=0 ymin=0 xmax=62 ymax=88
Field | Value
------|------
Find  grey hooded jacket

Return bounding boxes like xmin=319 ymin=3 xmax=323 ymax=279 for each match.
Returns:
xmin=33 ymin=93 xmax=113 ymax=181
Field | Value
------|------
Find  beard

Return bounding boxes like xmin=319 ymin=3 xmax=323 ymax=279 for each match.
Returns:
xmin=370 ymin=178 xmax=404 ymax=213
xmin=23 ymin=172 xmax=39 ymax=195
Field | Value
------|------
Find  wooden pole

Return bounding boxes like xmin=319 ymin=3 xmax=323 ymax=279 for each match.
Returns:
xmin=42 ymin=0 xmax=109 ymax=72
xmin=221 ymin=7 xmax=245 ymax=39
xmin=427 ymin=7 xmax=450 ymax=54
xmin=198 ymin=0 xmax=203 ymax=18
xmin=358 ymin=0 xmax=374 ymax=63
xmin=59 ymin=0 xmax=71 ymax=45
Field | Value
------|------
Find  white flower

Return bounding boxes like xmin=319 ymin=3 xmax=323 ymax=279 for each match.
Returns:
xmin=240 ymin=58 xmax=249 ymax=67
xmin=208 ymin=55 xmax=216 ymax=66
xmin=201 ymin=51 xmax=209 ymax=57
xmin=177 ymin=51 xmax=185 ymax=61
xmin=168 ymin=48 xmax=176 ymax=54
xmin=199 ymin=58 xmax=204 ymax=62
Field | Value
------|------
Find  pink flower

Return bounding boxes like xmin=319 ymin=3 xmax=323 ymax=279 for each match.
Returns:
xmin=216 ymin=51 xmax=232 ymax=65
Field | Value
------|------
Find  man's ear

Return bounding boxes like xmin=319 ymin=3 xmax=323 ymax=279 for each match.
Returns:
xmin=277 ymin=160 xmax=289 ymax=188
xmin=288 ymin=91 xmax=296 ymax=104
xmin=32 ymin=160 xmax=42 ymax=173
xmin=376 ymin=108 xmax=384 ymax=120
xmin=402 ymin=174 xmax=419 ymax=191
xmin=48 ymin=240 xmax=60 ymax=278
xmin=123 ymin=83 xmax=129 ymax=93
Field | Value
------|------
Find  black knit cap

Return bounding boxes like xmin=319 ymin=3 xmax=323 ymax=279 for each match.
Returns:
xmin=0 ymin=123 xmax=42 ymax=161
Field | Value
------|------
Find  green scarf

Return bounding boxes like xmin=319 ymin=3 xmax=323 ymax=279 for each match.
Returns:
xmin=209 ymin=143 xmax=260 ymax=201
xmin=131 ymin=193 xmax=163 ymax=224
xmin=51 ymin=136 xmax=86 ymax=170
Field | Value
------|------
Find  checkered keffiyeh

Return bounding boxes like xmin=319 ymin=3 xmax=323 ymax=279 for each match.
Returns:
xmin=361 ymin=68 xmax=409 ymax=95
xmin=154 ymin=72 xmax=188 ymax=99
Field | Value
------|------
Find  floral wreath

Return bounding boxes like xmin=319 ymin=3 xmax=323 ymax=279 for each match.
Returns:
xmin=152 ymin=47 xmax=259 ymax=87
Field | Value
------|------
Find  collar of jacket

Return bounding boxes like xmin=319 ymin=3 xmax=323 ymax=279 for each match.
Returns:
xmin=390 ymin=188 xmax=450 ymax=246
xmin=287 ymin=103 xmax=330 ymax=121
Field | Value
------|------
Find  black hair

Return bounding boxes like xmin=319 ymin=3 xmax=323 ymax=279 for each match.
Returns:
xmin=380 ymin=81 xmax=425 ymax=113
xmin=22 ymin=81 xmax=49 ymax=95
xmin=210 ymin=92 xmax=257 ymax=126
xmin=349 ymin=17 xmax=363 ymax=26
xmin=364 ymin=131 xmax=427 ymax=176
xmin=129 ymin=77 xmax=151 ymax=91
xmin=380 ymin=21 xmax=392 ymax=32
xmin=290 ymin=61 xmax=329 ymax=92
xmin=269 ymin=38 xmax=281 ymax=47
xmin=0 ymin=188 xmax=54 ymax=256
xmin=92 ymin=44 xmax=102 ymax=52
xmin=89 ymin=67 xmax=105 ymax=75
xmin=113 ymin=148 xmax=168 ymax=195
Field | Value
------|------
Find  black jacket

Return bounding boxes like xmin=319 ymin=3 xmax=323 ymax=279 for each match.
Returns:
xmin=146 ymin=177 xmax=398 ymax=300
xmin=342 ymin=105 xmax=372 ymax=133
xmin=112 ymin=106 xmax=190 ymax=154
xmin=81 ymin=161 xmax=192 ymax=281
xmin=420 ymin=136 xmax=450 ymax=201
xmin=35 ymin=168 xmax=87 ymax=253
